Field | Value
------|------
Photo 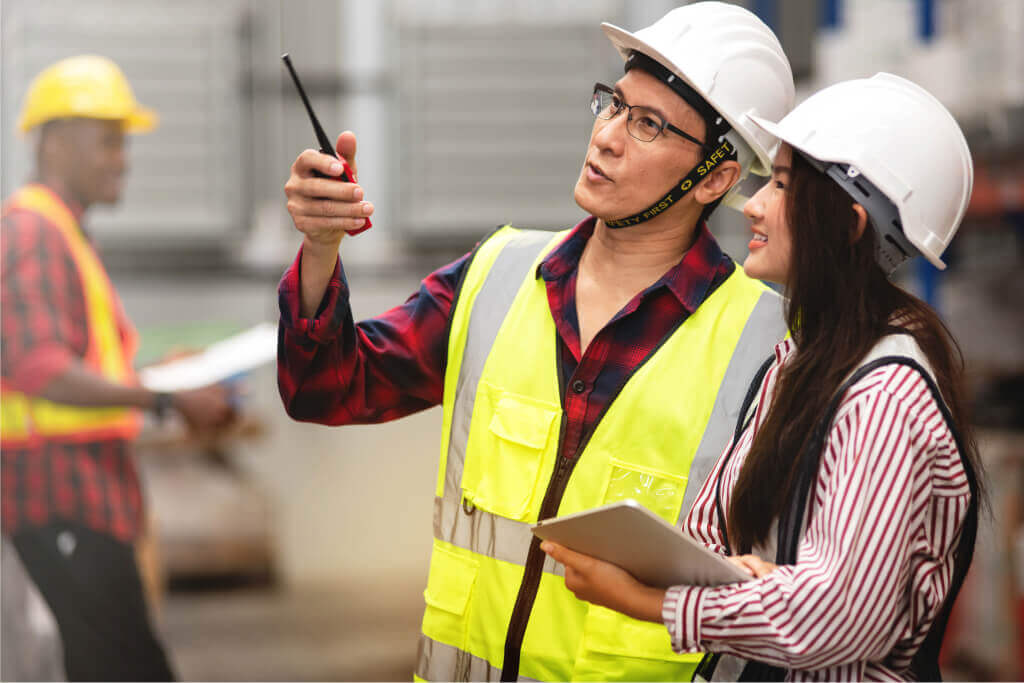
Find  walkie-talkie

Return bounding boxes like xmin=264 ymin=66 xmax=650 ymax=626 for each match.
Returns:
xmin=282 ymin=53 xmax=370 ymax=234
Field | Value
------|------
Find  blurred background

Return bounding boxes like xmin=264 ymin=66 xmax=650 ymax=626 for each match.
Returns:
xmin=1 ymin=0 xmax=1021 ymax=680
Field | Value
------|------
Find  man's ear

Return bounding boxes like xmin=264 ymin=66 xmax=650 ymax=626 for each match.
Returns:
xmin=37 ymin=120 xmax=71 ymax=173
xmin=850 ymin=203 xmax=868 ymax=243
xmin=694 ymin=160 xmax=741 ymax=206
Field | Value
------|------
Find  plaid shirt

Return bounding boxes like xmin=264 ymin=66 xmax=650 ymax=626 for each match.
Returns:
xmin=1 ymin=186 xmax=143 ymax=542
xmin=279 ymin=216 xmax=735 ymax=463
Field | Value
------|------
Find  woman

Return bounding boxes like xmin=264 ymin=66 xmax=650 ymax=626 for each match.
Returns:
xmin=541 ymin=73 xmax=984 ymax=681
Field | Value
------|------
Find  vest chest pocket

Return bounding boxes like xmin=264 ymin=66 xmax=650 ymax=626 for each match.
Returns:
xmin=461 ymin=383 xmax=560 ymax=522
xmin=601 ymin=457 xmax=688 ymax=526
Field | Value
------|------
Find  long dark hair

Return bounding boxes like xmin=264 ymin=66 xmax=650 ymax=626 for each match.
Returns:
xmin=726 ymin=149 xmax=983 ymax=552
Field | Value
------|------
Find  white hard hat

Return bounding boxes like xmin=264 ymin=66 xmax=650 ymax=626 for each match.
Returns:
xmin=749 ymin=73 xmax=973 ymax=271
xmin=601 ymin=1 xmax=795 ymax=192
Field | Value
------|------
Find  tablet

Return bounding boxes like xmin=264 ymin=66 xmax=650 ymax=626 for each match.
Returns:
xmin=532 ymin=500 xmax=750 ymax=588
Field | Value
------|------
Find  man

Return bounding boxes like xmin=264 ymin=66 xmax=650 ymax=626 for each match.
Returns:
xmin=1 ymin=55 xmax=234 ymax=681
xmin=278 ymin=4 xmax=794 ymax=680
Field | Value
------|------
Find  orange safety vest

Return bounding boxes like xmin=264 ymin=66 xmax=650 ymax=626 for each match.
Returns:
xmin=1 ymin=184 xmax=141 ymax=446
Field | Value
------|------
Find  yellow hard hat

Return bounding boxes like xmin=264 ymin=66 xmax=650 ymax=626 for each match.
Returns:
xmin=18 ymin=55 xmax=157 ymax=133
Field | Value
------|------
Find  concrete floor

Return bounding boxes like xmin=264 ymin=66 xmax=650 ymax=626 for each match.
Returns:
xmin=160 ymin=582 xmax=425 ymax=682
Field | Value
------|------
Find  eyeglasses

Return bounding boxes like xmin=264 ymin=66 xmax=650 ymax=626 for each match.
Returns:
xmin=590 ymin=82 xmax=710 ymax=149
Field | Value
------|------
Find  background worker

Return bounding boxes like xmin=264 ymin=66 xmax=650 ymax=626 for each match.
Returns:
xmin=278 ymin=3 xmax=793 ymax=680
xmin=542 ymin=73 xmax=984 ymax=682
xmin=1 ymin=55 xmax=235 ymax=681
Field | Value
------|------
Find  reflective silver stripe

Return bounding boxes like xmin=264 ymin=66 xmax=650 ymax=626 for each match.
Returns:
xmin=434 ymin=496 xmax=565 ymax=577
xmin=444 ymin=230 xmax=558 ymax=505
xmin=678 ymin=288 xmax=786 ymax=523
xmin=416 ymin=633 xmax=539 ymax=682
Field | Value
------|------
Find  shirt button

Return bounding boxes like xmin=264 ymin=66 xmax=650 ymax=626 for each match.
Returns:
xmin=571 ymin=380 xmax=586 ymax=393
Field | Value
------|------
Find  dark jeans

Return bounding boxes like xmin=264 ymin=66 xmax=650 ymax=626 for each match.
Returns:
xmin=9 ymin=520 xmax=176 ymax=682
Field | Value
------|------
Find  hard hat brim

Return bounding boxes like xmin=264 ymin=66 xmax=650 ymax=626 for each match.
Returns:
xmin=17 ymin=105 xmax=158 ymax=135
xmin=125 ymin=106 xmax=158 ymax=133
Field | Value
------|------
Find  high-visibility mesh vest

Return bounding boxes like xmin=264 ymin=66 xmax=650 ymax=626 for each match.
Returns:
xmin=1 ymin=184 xmax=141 ymax=446
xmin=416 ymin=227 xmax=788 ymax=681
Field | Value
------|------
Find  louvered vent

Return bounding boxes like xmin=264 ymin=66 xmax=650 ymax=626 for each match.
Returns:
xmin=395 ymin=4 xmax=622 ymax=238
xmin=1 ymin=1 xmax=246 ymax=247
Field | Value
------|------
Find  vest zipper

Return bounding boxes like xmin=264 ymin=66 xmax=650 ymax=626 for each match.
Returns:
xmin=500 ymin=419 xmax=579 ymax=681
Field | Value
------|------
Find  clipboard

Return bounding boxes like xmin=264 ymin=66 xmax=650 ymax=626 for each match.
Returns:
xmin=138 ymin=322 xmax=278 ymax=392
xmin=532 ymin=499 xmax=750 ymax=588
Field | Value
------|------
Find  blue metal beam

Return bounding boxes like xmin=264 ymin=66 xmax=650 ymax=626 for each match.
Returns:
xmin=821 ymin=0 xmax=842 ymax=29
xmin=753 ymin=0 xmax=778 ymax=31
xmin=918 ymin=0 xmax=936 ymax=41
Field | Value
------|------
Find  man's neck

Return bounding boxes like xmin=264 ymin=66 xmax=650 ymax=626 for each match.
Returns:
xmin=585 ymin=211 xmax=702 ymax=279
xmin=574 ymin=209 xmax=704 ymax=353
xmin=35 ymin=172 xmax=89 ymax=214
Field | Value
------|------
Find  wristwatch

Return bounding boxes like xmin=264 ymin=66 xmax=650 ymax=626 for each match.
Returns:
xmin=152 ymin=392 xmax=174 ymax=422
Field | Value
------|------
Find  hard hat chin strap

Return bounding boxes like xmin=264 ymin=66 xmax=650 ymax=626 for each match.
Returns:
xmin=604 ymin=136 xmax=737 ymax=229
xmin=798 ymin=151 xmax=916 ymax=275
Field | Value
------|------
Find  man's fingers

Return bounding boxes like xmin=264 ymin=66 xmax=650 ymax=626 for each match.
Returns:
xmin=285 ymin=177 xmax=365 ymax=206
xmin=293 ymin=148 xmax=340 ymax=176
xmin=294 ymin=148 xmax=348 ymax=179
xmin=300 ymin=177 xmax=365 ymax=202
xmin=292 ymin=215 xmax=369 ymax=233
xmin=289 ymin=194 xmax=373 ymax=219
xmin=335 ymin=131 xmax=358 ymax=176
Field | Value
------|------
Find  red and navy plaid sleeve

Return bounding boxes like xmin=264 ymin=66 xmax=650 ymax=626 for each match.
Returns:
xmin=277 ymin=244 xmax=471 ymax=425
xmin=1 ymin=207 xmax=89 ymax=392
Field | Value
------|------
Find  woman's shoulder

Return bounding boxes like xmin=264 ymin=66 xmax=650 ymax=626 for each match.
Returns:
xmin=838 ymin=336 xmax=962 ymax=452
xmin=842 ymin=334 xmax=936 ymax=400
xmin=828 ymin=335 xmax=958 ymax=446
xmin=841 ymin=358 xmax=969 ymax=495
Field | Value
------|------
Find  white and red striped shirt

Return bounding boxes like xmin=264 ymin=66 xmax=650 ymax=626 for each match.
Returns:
xmin=663 ymin=336 xmax=972 ymax=681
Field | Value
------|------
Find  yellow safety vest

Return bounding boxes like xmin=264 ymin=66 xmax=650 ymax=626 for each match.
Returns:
xmin=417 ymin=226 xmax=788 ymax=681
xmin=1 ymin=184 xmax=141 ymax=446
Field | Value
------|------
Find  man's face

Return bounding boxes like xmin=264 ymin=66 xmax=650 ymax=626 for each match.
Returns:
xmin=54 ymin=118 xmax=128 ymax=206
xmin=573 ymin=69 xmax=708 ymax=223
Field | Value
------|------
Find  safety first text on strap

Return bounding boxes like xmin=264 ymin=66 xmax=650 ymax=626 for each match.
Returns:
xmin=605 ymin=138 xmax=736 ymax=228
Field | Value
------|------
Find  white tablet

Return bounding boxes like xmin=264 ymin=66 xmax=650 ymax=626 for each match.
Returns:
xmin=532 ymin=499 xmax=750 ymax=588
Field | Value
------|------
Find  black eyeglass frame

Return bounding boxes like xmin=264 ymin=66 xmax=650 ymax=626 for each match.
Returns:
xmin=591 ymin=82 xmax=713 ymax=151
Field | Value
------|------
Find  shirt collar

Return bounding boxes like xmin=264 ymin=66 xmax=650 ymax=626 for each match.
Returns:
xmin=537 ymin=215 xmax=595 ymax=282
xmin=774 ymin=337 xmax=796 ymax=364
xmin=537 ymin=215 xmax=731 ymax=314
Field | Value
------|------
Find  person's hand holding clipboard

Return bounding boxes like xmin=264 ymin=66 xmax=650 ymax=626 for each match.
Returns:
xmin=533 ymin=500 xmax=753 ymax=623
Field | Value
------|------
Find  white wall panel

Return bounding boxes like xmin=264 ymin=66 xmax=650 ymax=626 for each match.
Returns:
xmin=1 ymin=1 xmax=247 ymax=247
xmin=394 ymin=2 xmax=625 ymax=238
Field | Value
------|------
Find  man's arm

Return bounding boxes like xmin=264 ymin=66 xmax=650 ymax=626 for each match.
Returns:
xmin=1 ymin=208 xmax=233 ymax=432
xmin=284 ymin=131 xmax=373 ymax=318
xmin=277 ymin=244 xmax=469 ymax=426
xmin=39 ymin=363 xmax=233 ymax=431
xmin=279 ymin=130 xmax=473 ymax=427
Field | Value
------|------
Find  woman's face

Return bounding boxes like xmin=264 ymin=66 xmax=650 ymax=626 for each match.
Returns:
xmin=741 ymin=144 xmax=793 ymax=285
